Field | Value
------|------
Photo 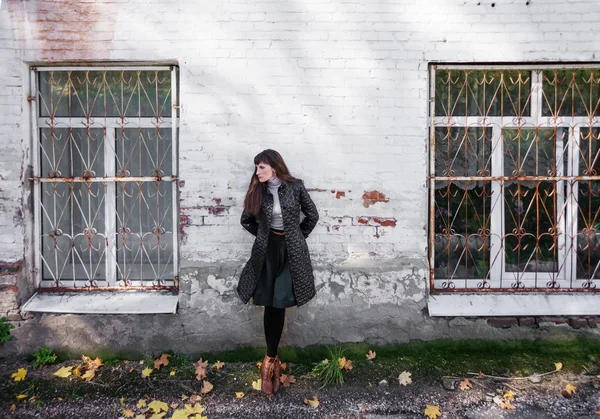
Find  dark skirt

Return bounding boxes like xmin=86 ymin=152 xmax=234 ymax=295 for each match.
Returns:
xmin=252 ymin=230 xmax=297 ymax=308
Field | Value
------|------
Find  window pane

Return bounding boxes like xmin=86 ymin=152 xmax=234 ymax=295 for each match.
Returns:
xmin=39 ymin=70 xmax=172 ymax=118
xmin=40 ymin=128 xmax=104 ymax=178
xmin=435 ymin=69 xmax=531 ymax=117
xmin=116 ymin=128 xmax=172 ymax=177
xmin=434 ymin=182 xmax=491 ymax=282
xmin=115 ymin=181 xmax=174 ymax=284
xmin=503 ymin=128 xmax=565 ymax=177
xmin=504 ymin=181 xmax=558 ymax=273
xmin=576 ymin=180 xmax=600 ymax=282
xmin=542 ymin=69 xmax=600 ymax=117
xmin=435 ymin=127 xmax=492 ymax=177
xmin=41 ymin=182 xmax=106 ymax=284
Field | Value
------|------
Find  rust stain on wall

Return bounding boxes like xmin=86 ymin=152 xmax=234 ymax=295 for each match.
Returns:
xmin=8 ymin=0 xmax=117 ymax=61
xmin=355 ymin=217 xmax=397 ymax=227
xmin=0 ymin=261 xmax=22 ymax=276
xmin=362 ymin=190 xmax=389 ymax=207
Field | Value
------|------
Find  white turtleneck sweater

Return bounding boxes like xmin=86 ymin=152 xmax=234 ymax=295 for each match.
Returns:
xmin=267 ymin=177 xmax=284 ymax=229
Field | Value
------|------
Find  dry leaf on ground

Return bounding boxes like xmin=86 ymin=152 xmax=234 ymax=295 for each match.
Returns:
xmin=424 ymin=404 xmax=442 ymax=419
xmin=561 ymin=384 xmax=577 ymax=397
xmin=304 ymin=396 xmax=320 ymax=408
xmin=554 ymin=362 xmax=563 ymax=371
xmin=281 ymin=374 xmax=296 ymax=388
xmin=153 ymin=354 xmax=171 ymax=370
xmin=338 ymin=357 xmax=353 ymax=370
xmin=193 ymin=358 xmax=209 ymax=380
xmin=493 ymin=395 xmax=516 ymax=410
xmin=366 ymin=350 xmax=376 ymax=360
xmin=11 ymin=368 xmax=27 ymax=382
xmin=212 ymin=361 xmax=224 ymax=371
xmin=81 ymin=369 xmax=96 ymax=382
xmin=16 ymin=394 xmax=27 ymax=400
xmin=503 ymin=391 xmax=515 ymax=400
xmin=122 ymin=409 xmax=135 ymax=418
xmin=53 ymin=366 xmax=73 ymax=379
xmin=459 ymin=379 xmax=472 ymax=391
xmin=398 ymin=371 xmax=412 ymax=386
xmin=279 ymin=361 xmax=287 ymax=371
xmin=141 ymin=367 xmax=153 ymax=378
xmin=147 ymin=400 xmax=169 ymax=413
xmin=10 ymin=404 xmax=16 ymax=412
xmin=170 ymin=369 xmax=176 ymax=376
xmin=252 ymin=379 xmax=262 ymax=391
xmin=200 ymin=380 xmax=213 ymax=394
xmin=235 ymin=392 xmax=245 ymax=399
xmin=137 ymin=399 xmax=147 ymax=408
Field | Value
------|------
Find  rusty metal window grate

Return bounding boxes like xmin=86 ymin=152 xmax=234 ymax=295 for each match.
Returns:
xmin=31 ymin=66 xmax=179 ymax=289
xmin=429 ymin=65 xmax=600 ymax=292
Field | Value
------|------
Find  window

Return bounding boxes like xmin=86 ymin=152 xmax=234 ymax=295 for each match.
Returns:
xmin=430 ymin=66 xmax=600 ymax=292
xmin=32 ymin=66 xmax=179 ymax=289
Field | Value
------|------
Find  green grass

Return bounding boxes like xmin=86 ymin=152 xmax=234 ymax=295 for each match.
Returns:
xmin=202 ymin=337 xmax=600 ymax=378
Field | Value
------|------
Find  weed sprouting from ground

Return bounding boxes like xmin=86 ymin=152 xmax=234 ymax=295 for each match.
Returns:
xmin=0 ymin=317 xmax=13 ymax=344
xmin=312 ymin=346 xmax=347 ymax=387
xmin=32 ymin=345 xmax=58 ymax=368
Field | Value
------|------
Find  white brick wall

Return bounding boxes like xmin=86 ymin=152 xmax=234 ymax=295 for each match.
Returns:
xmin=0 ymin=0 xmax=598 ymax=291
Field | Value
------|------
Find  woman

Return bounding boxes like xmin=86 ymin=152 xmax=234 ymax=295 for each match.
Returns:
xmin=237 ymin=149 xmax=319 ymax=396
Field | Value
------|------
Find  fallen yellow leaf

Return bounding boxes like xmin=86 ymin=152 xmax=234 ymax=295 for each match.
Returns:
xmin=252 ymin=379 xmax=262 ymax=391
xmin=189 ymin=394 xmax=201 ymax=404
xmin=53 ymin=366 xmax=73 ymax=378
xmin=137 ymin=399 xmax=147 ymax=408
xmin=562 ymin=383 xmax=577 ymax=396
xmin=304 ymin=396 xmax=319 ymax=408
xmin=16 ymin=394 xmax=27 ymax=400
xmin=424 ymin=404 xmax=442 ymax=419
xmin=120 ymin=396 xmax=125 ymax=407
xmin=338 ymin=357 xmax=353 ymax=370
xmin=322 ymin=359 xmax=329 ymax=364
xmin=141 ymin=367 xmax=153 ymax=378
xmin=493 ymin=395 xmax=516 ymax=410
xmin=398 ymin=371 xmax=412 ymax=386
xmin=366 ymin=350 xmax=376 ymax=360
xmin=122 ymin=409 xmax=135 ymax=418
xmin=170 ymin=410 xmax=189 ymax=419
xmin=235 ymin=392 xmax=245 ymax=399
xmin=11 ymin=368 xmax=27 ymax=382
xmin=200 ymin=380 xmax=213 ymax=394
xmin=459 ymin=379 xmax=472 ymax=391
xmin=555 ymin=362 xmax=563 ymax=371
xmin=170 ymin=402 xmax=179 ymax=409
xmin=73 ymin=364 xmax=82 ymax=377
xmin=147 ymin=399 xmax=169 ymax=413
xmin=186 ymin=402 xmax=205 ymax=415
xmin=170 ymin=369 xmax=176 ymax=376
xmin=81 ymin=369 xmax=96 ymax=382
xmin=503 ymin=391 xmax=515 ymax=400
xmin=148 ymin=413 xmax=167 ymax=419
xmin=213 ymin=360 xmax=225 ymax=370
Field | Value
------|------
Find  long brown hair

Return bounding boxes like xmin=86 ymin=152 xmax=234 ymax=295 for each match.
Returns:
xmin=243 ymin=149 xmax=296 ymax=217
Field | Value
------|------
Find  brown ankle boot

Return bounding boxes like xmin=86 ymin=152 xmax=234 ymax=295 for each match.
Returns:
xmin=260 ymin=355 xmax=275 ymax=395
xmin=272 ymin=355 xmax=281 ymax=393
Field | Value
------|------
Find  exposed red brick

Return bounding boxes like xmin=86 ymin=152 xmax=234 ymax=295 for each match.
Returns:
xmin=179 ymin=180 xmax=186 ymax=187
xmin=213 ymin=198 xmax=222 ymax=205
xmin=307 ymin=188 xmax=328 ymax=192
xmin=538 ymin=316 xmax=569 ymax=325
xmin=569 ymin=318 xmax=589 ymax=329
xmin=587 ymin=317 xmax=600 ymax=328
xmin=0 ymin=285 xmax=18 ymax=293
xmin=518 ymin=317 xmax=536 ymax=327
xmin=335 ymin=191 xmax=345 ymax=199
xmin=208 ymin=206 xmax=228 ymax=215
xmin=0 ymin=262 xmax=22 ymax=276
xmin=331 ymin=225 xmax=340 ymax=231
xmin=372 ymin=217 xmax=397 ymax=227
xmin=357 ymin=217 xmax=369 ymax=225
xmin=362 ymin=190 xmax=389 ymax=207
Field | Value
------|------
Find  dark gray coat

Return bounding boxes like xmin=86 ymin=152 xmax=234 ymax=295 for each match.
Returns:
xmin=237 ymin=179 xmax=319 ymax=306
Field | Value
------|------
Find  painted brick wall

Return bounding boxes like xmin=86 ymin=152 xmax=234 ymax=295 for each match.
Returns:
xmin=1 ymin=0 xmax=599 ymax=354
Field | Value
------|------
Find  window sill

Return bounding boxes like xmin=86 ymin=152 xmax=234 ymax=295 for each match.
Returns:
xmin=22 ymin=291 xmax=178 ymax=314
xmin=428 ymin=293 xmax=600 ymax=317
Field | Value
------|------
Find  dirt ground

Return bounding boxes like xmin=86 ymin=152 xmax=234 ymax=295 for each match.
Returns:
xmin=0 ymin=354 xmax=599 ymax=419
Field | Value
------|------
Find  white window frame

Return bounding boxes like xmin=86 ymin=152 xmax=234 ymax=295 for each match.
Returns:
xmin=30 ymin=65 xmax=179 ymax=290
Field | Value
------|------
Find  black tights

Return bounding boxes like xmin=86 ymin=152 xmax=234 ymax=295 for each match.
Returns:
xmin=264 ymin=306 xmax=285 ymax=358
